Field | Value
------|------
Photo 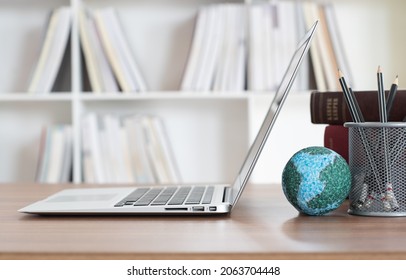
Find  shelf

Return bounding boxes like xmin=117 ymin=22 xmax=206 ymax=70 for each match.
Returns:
xmin=0 ymin=92 xmax=272 ymax=102
xmin=0 ymin=93 xmax=72 ymax=102
xmin=79 ymin=91 xmax=253 ymax=101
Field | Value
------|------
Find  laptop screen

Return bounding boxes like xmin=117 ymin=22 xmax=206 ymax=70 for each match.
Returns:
xmin=230 ymin=21 xmax=318 ymax=207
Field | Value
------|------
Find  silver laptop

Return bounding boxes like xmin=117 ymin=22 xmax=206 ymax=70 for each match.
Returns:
xmin=19 ymin=21 xmax=318 ymax=215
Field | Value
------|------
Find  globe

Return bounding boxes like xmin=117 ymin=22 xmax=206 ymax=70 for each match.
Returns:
xmin=282 ymin=146 xmax=351 ymax=216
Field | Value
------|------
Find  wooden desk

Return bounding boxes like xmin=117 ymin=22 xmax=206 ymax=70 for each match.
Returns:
xmin=2 ymin=183 xmax=406 ymax=260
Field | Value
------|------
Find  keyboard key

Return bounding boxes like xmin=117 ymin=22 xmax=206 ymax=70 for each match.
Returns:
xmin=168 ymin=186 xmax=191 ymax=205
xmin=201 ymin=186 xmax=214 ymax=204
xmin=114 ymin=188 xmax=150 ymax=207
xmin=134 ymin=188 xmax=163 ymax=206
xmin=151 ymin=187 xmax=177 ymax=205
xmin=185 ymin=186 xmax=206 ymax=204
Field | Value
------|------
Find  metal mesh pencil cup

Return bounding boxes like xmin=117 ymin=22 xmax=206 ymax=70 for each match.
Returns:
xmin=345 ymin=122 xmax=406 ymax=216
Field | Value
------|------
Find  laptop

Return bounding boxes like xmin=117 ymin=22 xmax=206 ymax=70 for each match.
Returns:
xmin=19 ymin=21 xmax=318 ymax=215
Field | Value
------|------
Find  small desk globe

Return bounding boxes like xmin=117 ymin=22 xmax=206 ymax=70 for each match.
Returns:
xmin=282 ymin=146 xmax=351 ymax=216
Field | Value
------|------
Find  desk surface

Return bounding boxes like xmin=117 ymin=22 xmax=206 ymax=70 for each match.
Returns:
xmin=2 ymin=183 xmax=406 ymax=260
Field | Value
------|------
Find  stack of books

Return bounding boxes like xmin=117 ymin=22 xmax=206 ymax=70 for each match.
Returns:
xmin=81 ymin=113 xmax=180 ymax=184
xmin=311 ymin=89 xmax=406 ymax=162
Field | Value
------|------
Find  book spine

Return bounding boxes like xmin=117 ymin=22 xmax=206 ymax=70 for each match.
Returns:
xmin=324 ymin=125 xmax=348 ymax=162
xmin=311 ymin=90 xmax=406 ymax=124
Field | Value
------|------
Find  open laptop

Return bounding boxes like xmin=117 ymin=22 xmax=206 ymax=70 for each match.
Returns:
xmin=19 ymin=21 xmax=318 ymax=215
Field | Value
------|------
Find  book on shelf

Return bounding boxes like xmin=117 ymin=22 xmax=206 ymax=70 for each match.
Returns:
xmin=310 ymin=90 xmax=406 ymax=124
xmin=29 ymin=4 xmax=147 ymax=94
xmin=35 ymin=125 xmax=72 ymax=183
xmin=78 ymin=7 xmax=118 ymax=93
xmin=181 ymin=4 xmax=246 ymax=92
xmin=302 ymin=2 xmax=339 ymax=91
xmin=93 ymin=7 xmax=147 ymax=93
xmin=181 ymin=1 xmax=348 ymax=92
xmin=142 ymin=116 xmax=181 ymax=183
xmin=123 ymin=116 xmax=155 ymax=183
xmin=81 ymin=113 xmax=180 ymax=184
xmin=26 ymin=1 xmax=349 ymax=93
xmin=323 ymin=3 xmax=353 ymax=87
xmin=248 ymin=3 xmax=271 ymax=91
xmin=28 ymin=6 xmax=72 ymax=94
xmin=248 ymin=2 xmax=301 ymax=91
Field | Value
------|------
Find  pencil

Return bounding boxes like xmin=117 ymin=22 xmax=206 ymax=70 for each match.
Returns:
xmin=338 ymin=69 xmax=364 ymax=122
xmin=386 ymin=75 xmax=398 ymax=117
xmin=377 ymin=66 xmax=387 ymax=122
xmin=349 ymin=87 xmax=365 ymax=122
xmin=377 ymin=66 xmax=391 ymax=192
xmin=338 ymin=69 xmax=382 ymax=190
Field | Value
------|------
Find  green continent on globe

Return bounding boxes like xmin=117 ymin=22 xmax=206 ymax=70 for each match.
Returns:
xmin=282 ymin=146 xmax=351 ymax=215
xmin=281 ymin=159 xmax=302 ymax=212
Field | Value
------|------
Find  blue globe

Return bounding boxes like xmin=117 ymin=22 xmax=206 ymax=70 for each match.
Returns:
xmin=282 ymin=146 xmax=351 ymax=216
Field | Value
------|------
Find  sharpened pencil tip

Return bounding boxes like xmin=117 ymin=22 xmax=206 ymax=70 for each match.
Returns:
xmin=378 ymin=65 xmax=382 ymax=73
xmin=394 ymin=75 xmax=399 ymax=85
xmin=338 ymin=69 xmax=343 ymax=78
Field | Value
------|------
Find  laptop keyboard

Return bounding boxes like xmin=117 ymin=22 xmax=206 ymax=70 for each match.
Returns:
xmin=114 ymin=186 xmax=215 ymax=207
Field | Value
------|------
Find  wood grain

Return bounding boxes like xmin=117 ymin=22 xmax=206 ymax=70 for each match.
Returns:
xmin=1 ymin=183 xmax=406 ymax=259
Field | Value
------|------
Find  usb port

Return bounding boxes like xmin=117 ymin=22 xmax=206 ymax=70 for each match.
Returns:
xmin=192 ymin=206 xmax=204 ymax=211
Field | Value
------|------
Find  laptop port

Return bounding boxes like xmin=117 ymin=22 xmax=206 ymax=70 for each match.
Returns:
xmin=209 ymin=206 xmax=217 ymax=211
xmin=192 ymin=206 xmax=204 ymax=211
xmin=164 ymin=208 xmax=188 ymax=211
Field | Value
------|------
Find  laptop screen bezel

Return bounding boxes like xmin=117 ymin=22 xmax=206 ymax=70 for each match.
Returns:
xmin=229 ymin=20 xmax=319 ymax=208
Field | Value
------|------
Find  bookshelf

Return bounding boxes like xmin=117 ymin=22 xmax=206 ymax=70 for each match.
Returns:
xmin=0 ymin=0 xmax=404 ymax=184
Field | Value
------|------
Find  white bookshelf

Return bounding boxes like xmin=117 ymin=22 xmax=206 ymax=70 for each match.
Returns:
xmin=0 ymin=0 xmax=404 ymax=184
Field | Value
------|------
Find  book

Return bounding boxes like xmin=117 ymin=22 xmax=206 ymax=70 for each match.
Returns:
xmin=149 ymin=116 xmax=181 ymax=183
xmin=94 ymin=7 xmax=147 ymax=92
xmin=123 ymin=116 xmax=155 ymax=183
xmin=301 ymin=1 xmax=345 ymax=91
xmin=310 ymin=90 xmax=406 ymax=124
xmin=78 ymin=7 xmax=118 ymax=93
xmin=81 ymin=113 xmax=106 ymax=183
xmin=182 ymin=4 xmax=247 ymax=92
xmin=102 ymin=114 xmax=128 ymax=183
xmin=141 ymin=116 xmax=180 ymax=183
xmin=197 ymin=5 xmax=222 ymax=91
xmin=247 ymin=4 xmax=268 ymax=91
xmin=323 ymin=3 xmax=353 ymax=86
xmin=28 ymin=6 xmax=72 ymax=93
xmin=324 ymin=125 xmax=349 ymax=162
xmin=59 ymin=126 xmax=73 ymax=182
xmin=180 ymin=7 xmax=208 ymax=91
xmin=277 ymin=1 xmax=299 ymax=88
xmin=213 ymin=4 xmax=246 ymax=91
xmin=301 ymin=2 xmax=326 ymax=91
xmin=35 ymin=125 xmax=72 ymax=183
xmin=35 ymin=127 xmax=49 ymax=182
xmin=317 ymin=4 xmax=340 ymax=90
xmin=293 ymin=1 xmax=310 ymax=90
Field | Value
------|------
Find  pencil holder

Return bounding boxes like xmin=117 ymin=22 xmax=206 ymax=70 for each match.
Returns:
xmin=345 ymin=122 xmax=406 ymax=216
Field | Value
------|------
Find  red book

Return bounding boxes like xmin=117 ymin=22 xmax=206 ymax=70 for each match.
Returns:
xmin=324 ymin=125 xmax=348 ymax=162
